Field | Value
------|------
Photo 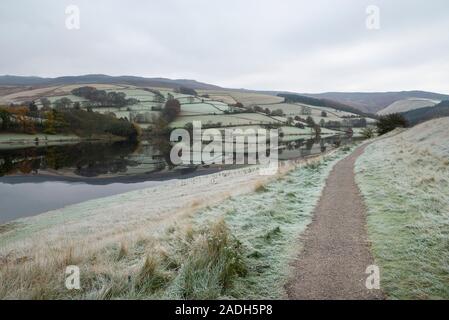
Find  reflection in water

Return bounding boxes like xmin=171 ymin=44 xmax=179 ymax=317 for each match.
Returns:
xmin=0 ymin=141 xmax=151 ymax=178
xmin=278 ymin=135 xmax=346 ymax=159
xmin=0 ymin=135 xmax=352 ymax=178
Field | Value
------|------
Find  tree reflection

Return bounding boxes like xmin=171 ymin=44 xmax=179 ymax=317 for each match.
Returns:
xmin=0 ymin=141 xmax=140 ymax=177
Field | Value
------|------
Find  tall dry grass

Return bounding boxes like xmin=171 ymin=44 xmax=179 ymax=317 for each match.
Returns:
xmin=0 ymin=219 xmax=246 ymax=300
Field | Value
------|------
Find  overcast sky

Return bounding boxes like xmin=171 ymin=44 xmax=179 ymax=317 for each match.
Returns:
xmin=1 ymin=0 xmax=448 ymax=93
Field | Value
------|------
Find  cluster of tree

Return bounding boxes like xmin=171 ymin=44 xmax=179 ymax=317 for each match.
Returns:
xmin=40 ymin=98 xmax=51 ymax=109
xmin=143 ymin=88 xmax=165 ymax=103
xmin=295 ymin=122 xmax=305 ymax=129
xmin=319 ymin=118 xmax=366 ymax=129
xmin=36 ymin=98 xmax=81 ymax=112
xmin=278 ymin=93 xmax=375 ymax=118
xmin=341 ymin=114 xmax=364 ymax=118
xmin=223 ymin=108 xmax=249 ymax=114
xmin=402 ymin=100 xmax=449 ymax=126
xmin=28 ymin=101 xmax=38 ymax=113
xmin=0 ymin=106 xmax=38 ymax=134
xmin=301 ymin=116 xmax=313 ymax=127
xmin=176 ymin=86 xmax=198 ymax=96
xmin=54 ymin=97 xmax=74 ymax=109
xmin=251 ymin=106 xmax=264 ymax=113
xmin=293 ymin=115 xmax=315 ymax=127
xmin=71 ymin=86 xmax=139 ymax=107
xmin=0 ymin=105 xmax=139 ymax=140
xmin=376 ymin=113 xmax=408 ymax=135
xmin=58 ymin=109 xmax=139 ymax=140
xmin=291 ymin=115 xmax=307 ymax=127
xmin=270 ymin=109 xmax=284 ymax=117
xmin=146 ymin=97 xmax=190 ymax=141
xmin=42 ymin=109 xmax=67 ymax=134
xmin=251 ymin=105 xmax=285 ymax=117
xmin=290 ymin=115 xmax=320 ymax=135
xmin=223 ymin=103 xmax=246 ymax=114
xmin=361 ymin=127 xmax=376 ymax=139
xmin=161 ymin=99 xmax=181 ymax=122
xmin=0 ymin=108 xmax=13 ymax=131
xmin=292 ymin=114 xmax=364 ymax=133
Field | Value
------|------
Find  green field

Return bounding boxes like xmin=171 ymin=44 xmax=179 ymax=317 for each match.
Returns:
xmin=170 ymin=113 xmax=283 ymax=128
xmin=180 ymin=102 xmax=228 ymax=115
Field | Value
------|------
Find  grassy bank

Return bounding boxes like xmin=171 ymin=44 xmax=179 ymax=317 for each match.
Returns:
xmin=0 ymin=145 xmax=357 ymax=299
xmin=0 ymin=133 xmax=81 ymax=144
xmin=355 ymin=126 xmax=449 ymax=299
xmin=0 ymin=133 xmax=131 ymax=151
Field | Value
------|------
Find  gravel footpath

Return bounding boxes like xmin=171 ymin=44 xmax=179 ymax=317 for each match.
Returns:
xmin=286 ymin=144 xmax=384 ymax=300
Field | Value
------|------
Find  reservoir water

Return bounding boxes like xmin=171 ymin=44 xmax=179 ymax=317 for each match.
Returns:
xmin=0 ymin=135 xmax=352 ymax=223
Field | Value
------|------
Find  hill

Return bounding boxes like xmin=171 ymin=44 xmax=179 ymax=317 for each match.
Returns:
xmin=377 ymin=98 xmax=439 ymax=115
xmin=402 ymin=100 xmax=449 ymax=126
xmin=277 ymin=93 xmax=375 ymax=118
xmin=304 ymin=91 xmax=449 ymax=114
xmin=0 ymin=74 xmax=222 ymax=90
xmin=4 ymin=74 xmax=448 ymax=117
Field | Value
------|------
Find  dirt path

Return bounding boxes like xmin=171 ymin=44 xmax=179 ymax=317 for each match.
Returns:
xmin=286 ymin=144 xmax=383 ymax=300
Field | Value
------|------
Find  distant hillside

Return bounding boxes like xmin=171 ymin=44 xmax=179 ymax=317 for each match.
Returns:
xmin=304 ymin=91 xmax=449 ymax=114
xmin=377 ymin=98 xmax=439 ymax=115
xmin=3 ymin=75 xmax=448 ymax=117
xmin=402 ymin=101 xmax=449 ymax=126
xmin=277 ymin=93 xmax=375 ymax=118
xmin=0 ymin=74 xmax=222 ymax=90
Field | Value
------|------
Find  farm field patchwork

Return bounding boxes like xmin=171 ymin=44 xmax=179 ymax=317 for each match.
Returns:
xmin=200 ymin=90 xmax=284 ymax=107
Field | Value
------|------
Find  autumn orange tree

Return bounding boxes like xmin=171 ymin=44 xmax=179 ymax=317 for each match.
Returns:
xmin=4 ymin=106 xmax=36 ymax=134
xmin=44 ymin=110 xmax=57 ymax=134
xmin=43 ymin=110 xmax=67 ymax=134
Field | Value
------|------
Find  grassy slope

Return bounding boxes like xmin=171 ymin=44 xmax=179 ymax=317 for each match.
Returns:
xmin=377 ymin=98 xmax=438 ymax=115
xmin=355 ymin=119 xmax=449 ymax=299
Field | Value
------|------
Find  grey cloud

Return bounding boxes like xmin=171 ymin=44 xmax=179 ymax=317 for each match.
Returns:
xmin=0 ymin=0 xmax=448 ymax=93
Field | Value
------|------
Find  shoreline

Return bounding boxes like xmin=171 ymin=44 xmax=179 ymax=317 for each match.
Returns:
xmin=0 ymin=146 xmax=344 ymax=253
xmin=0 ymin=133 xmax=126 ymax=150
xmin=0 ymin=164 xmax=245 ymax=185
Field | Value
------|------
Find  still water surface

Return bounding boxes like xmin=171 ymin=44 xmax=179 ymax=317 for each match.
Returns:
xmin=0 ymin=135 xmax=350 ymax=223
